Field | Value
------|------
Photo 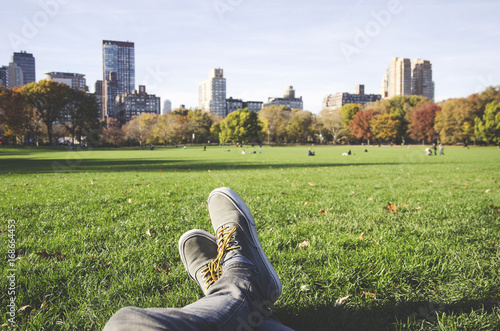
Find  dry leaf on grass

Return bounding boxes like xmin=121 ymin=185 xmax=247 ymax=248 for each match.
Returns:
xmin=298 ymin=239 xmax=310 ymax=248
xmin=146 ymin=229 xmax=153 ymax=237
xmin=359 ymin=232 xmax=365 ymax=241
xmin=18 ymin=305 xmax=31 ymax=312
xmin=387 ymin=203 xmax=397 ymax=213
xmin=363 ymin=291 xmax=377 ymax=299
xmin=36 ymin=250 xmax=64 ymax=261
xmin=334 ymin=295 xmax=352 ymax=307
xmin=308 ymin=182 xmax=316 ymax=187
xmin=153 ymin=263 xmax=169 ymax=274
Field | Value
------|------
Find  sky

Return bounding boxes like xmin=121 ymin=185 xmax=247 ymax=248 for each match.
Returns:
xmin=1 ymin=0 xmax=499 ymax=113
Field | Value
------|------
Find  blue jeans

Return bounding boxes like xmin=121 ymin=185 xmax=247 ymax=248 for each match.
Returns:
xmin=103 ymin=260 xmax=293 ymax=330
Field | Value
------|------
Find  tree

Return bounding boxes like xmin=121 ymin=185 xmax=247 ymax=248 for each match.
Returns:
xmin=258 ymin=105 xmax=291 ymax=143
xmin=22 ymin=80 xmax=72 ymax=144
xmin=123 ymin=113 xmax=158 ymax=145
xmin=340 ymin=103 xmax=363 ymax=128
xmin=349 ymin=109 xmax=378 ymax=145
xmin=371 ymin=113 xmax=400 ymax=143
xmin=407 ymin=101 xmax=440 ymax=143
xmin=187 ymin=109 xmax=213 ymax=143
xmin=102 ymin=118 xmax=125 ymax=147
xmin=219 ymin=109 xmax=262 ymax=144
xmin=434 ymin=98 xmax=476 ymax=144
xmin=474 ymin=101 xmax=500 ymax=145
xmin=318 ymin=108 xmax=346 ymax=144
xmin=286 ymin=109 xmax=313 ymax=143
xmin=65 ymin=89 xmax=100 ymax=144
xmin=0 ymin=87 xmax=31 ymax=144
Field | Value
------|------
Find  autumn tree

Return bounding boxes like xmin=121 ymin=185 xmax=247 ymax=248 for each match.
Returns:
xmin=407 ymin=101 xmax=440 ymax=144
xmin=349 ymin=109 xmax=378 ymax=145
xmin=219 ymin=108 xmax=262 ymax=144
xmin=123 ymin=113 xmax=159 ymax=145
xmin=371 ymin=113 xmax=401 ymax=143
xmin=0 ymin=87 xmax=31 ymax=144
xmin=258 ymin=105 xmax=291 ymax=143
xmin=340 ymin=103 xmax=363 ymax=128
xmin=474 ymin=101 xmax=500 ymax=145
xmin=318 ymin=108 xmax=346 ymax=144
xmin=22 ymin=80 xmax=72 ymax=144
xmin=286 ymin=109 xmax=313 ymax=143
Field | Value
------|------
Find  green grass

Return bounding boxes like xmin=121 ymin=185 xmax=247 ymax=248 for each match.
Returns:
xmin=1 ymin=145 xmax=499 ymax=330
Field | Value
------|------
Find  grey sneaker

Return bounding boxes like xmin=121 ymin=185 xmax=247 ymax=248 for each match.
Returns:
xmin=207 ymin=187 xmax=282 ymax=303
xmin=178 ymin=229 xmax=219 ymax=295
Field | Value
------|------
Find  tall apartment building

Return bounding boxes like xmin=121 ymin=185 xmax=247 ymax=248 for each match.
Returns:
xmin=381 ymin=57 xmax=434 ymax=100
xmin=102 ymin=40 xmax=135 ymax=120
xmin=12 ymin=51 xmax=36 ymax=85
xmin=44 ymin=72 xmax=88 ymax=90
xmin=412 ymin=59 xmax=434 ymax=101
xmin=263 ymin=86 xmax=303 ymax=110
xmin=323 ymin=84 xmax=381 ymax=110
xmin=7 ymin=62 xmax=24 ymax=88
xmin=0 ymin=66 xmax=8 ymax=87
xmin=199 ymin=68 xmax=227 ymax=117
xmin=162 ymin=100 xmax=172 ymax=115
xmin=94 ymin=80 xmax=103 ymax=120
xmin=116 ymin=85 xmax=161 ymax=123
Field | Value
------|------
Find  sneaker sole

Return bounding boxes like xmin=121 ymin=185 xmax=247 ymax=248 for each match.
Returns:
xmin=208 ymin=187 xmax=282 ymax=299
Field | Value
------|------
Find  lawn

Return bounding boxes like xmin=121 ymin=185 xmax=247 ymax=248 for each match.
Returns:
xmin=1 ymin=145 xmax=499 ymax=330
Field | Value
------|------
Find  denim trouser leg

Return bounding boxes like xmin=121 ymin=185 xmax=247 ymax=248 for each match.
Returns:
xmin=103 ymin=261 xmax=293 ymax=331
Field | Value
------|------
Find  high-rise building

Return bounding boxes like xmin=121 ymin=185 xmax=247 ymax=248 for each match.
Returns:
xmin=102 ymin=40 xmax=135 ymax=120
xmin=116 ymin=85 xmax=161 ymax=123
xmin=199 ymin=68 xmax=227 ymax=117
xmin=94 ymin=80 xmax=103 ymax=120
xmin=162 ymin=100 xmax=172 ymax=115
xmin=226 ymin=97 xmax=263 ymax=115
xmin=7 ymin=62 xmax=24 ymax=88
xmin=381 ymin=57 xmax=412 ymax=99
xmin=0 ymin=66 xmax=8 ymax=87
xmin=381 ymin=57 xmax=434 ymax=100
xmin=412 ymin=59 xmax=434 ymax=101
xmin=44 ymin=72 xmax=88 ymax=90
xmin=12 ymin=51 xmax=36 ymax=85
xmin=323 ymin=84 xmax=381 ymax=110
xmin=263 ymin=86 xmax=303 ymax=110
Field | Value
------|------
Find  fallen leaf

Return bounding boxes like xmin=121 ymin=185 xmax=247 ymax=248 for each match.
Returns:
xmin=318 ymin=209 xmax=328 ymax=214
xmin=159 ymin=170 xmax=164 ymax=172
xmin=269 ymin=227 xmax=276 ymax=232
xmin=146 ymin=229 xmax=152 ymax=237
xmin=298 ymin=239 xmax=310 ymax=248
xmin=492 ymin=241 xmax=496 ymax=247
xmin=363 ymin=291 xmax=377 ymax=299
xmin=18 ymin=305 xmax=31 ymax=312
xmin=359 ymin=232 xmax=365 ymax=241
xmin=401 ymin=203 xmax=408 ymax=207
xmin=146 ymin=184 xmax=150 ymax=187
xmin=36 ymin=250 xmax=64 ymax=261
xmin=308 ymin=182 xmax=316 ymax=187
xmin=416 ymin=206 xmax=422 ymax=210
xmin=485 ymin=189 xmax=491 ymax=193
xmin=128 ymin=198 xmax=133 ymax=203
xmin=153 ymin=263 xmax=169 ymax=274
xmin=292 ymin=182 xmax=296 ymax=188
xmin=368 ymin=197 xmax=373 ymax=201
xmin=387 ymin=203 xmax=398 ymax=213
xmin=335 ymin=295 xmax=352 ymax=307
xmin=450 ymin=187 xmax=456 ymax=190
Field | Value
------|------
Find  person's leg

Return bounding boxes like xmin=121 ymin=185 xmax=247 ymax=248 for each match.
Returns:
xmin=104 ymin=189 xmax=293 ymax=330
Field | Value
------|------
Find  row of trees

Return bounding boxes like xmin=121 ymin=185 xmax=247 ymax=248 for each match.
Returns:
xmin=1 ymin=81 xmax=499 ymax=146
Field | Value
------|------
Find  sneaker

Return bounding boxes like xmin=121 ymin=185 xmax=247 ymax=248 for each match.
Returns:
xmin=178 ymin=229 xmax=220 ymax=295
xmin=207 ymin=187 xmax=282 ymax=303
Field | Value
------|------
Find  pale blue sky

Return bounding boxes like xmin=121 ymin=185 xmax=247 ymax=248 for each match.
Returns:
xmin=2 ymin=0 xmax=499 ymax=112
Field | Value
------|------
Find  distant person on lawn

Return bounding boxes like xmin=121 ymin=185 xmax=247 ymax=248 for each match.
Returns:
xmin=103 ymin=187 xmax=293 ymax=331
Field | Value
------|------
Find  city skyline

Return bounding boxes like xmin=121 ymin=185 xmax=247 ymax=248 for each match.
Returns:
xmin=1 ymin=0 xmax=499 ymax=113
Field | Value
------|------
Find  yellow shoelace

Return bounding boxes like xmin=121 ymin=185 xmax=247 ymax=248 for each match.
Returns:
xmin=201 ymin=225 xmax=240 ymax=289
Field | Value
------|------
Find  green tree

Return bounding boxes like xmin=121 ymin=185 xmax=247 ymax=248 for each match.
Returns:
xmin=66 ymin=89 xmax=100 ymax=144
xmin=371 ymin=113 xmax=400 ymax=143
xmin=434 ymin=98 xmax=476 ymax=144
xmin=22 ymin=80 xmax=72 ymax=144
xmin=474 ymin=101 xmax=500 ymax=145
xmin=219 ymin=108 xmax=262 ymax=144
xmin=187 ymin=109 xmax=213 ymax=143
